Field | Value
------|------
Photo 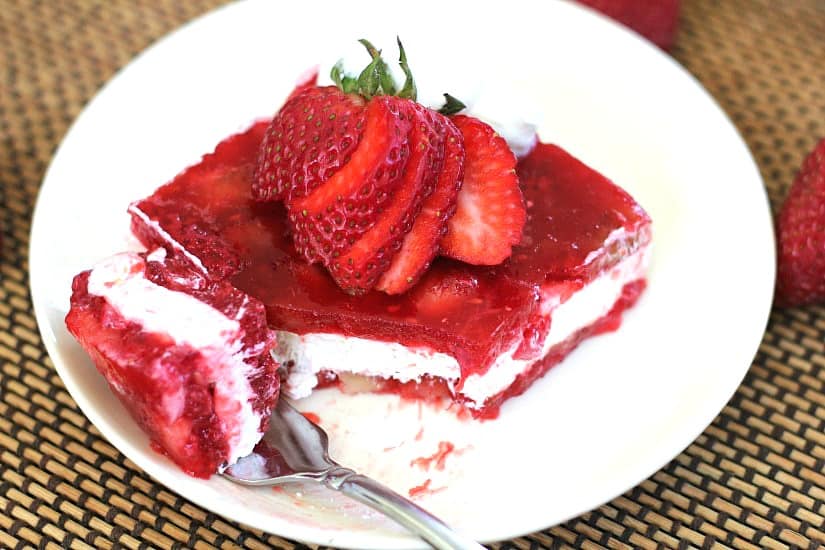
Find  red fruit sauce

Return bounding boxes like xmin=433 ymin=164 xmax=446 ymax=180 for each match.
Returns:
xmin=410 ymin=441 xmax=456 ymax=471
xmin=130 ymin=122 xmax=651 ymax=415
xmin=408 ymin=478 xmax=445 ymax=498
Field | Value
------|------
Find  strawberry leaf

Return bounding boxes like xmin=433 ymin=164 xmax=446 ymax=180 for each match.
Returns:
xmin=396 ymin=37 xmax=417 ymax=101
xmin=357 ymin=55 xmax=381 ymax=99
xmin=331 ymin=62 xmax=358 ymax=94
xmin=332 ymin=38 xmax=417 ymax=102
xmin=358 ymin=39 xmax=381 ymax=59
xmin=437 ymin=93 xmax=466 ymax=115
xmin=358 ymin=39 xmax=396 ymax=96
xmin=378 ymin=61 xmax=397 ymax=95
xmin=331 ymin=62 xmax=343 ymax=87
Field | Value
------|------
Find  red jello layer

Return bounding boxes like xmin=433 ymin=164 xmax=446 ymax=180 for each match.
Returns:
xmin=130 ymin=123 xmax=651 ymax=383
xmin=65 ymin=250 xmax=279 ymax=478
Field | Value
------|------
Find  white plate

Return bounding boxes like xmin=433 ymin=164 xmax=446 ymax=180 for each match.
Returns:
xmin=30 ymin=0 xmax=775 ymax=547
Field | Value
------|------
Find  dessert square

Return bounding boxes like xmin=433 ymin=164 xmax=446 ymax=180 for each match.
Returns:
xmin=129 ymin=123 xmax=651 ymax=418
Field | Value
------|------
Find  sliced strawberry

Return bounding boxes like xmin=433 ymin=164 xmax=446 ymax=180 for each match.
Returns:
xmin=253 ymin=86 xmax=366 ymax=203
xmin=331 ymin=99 xmax=444 ymax=293
xmin=376 ymin=113 xmax=464 ymax=294
xmin=411 ymin=267 xmax=482 ymax=320
xmin=288 ymin=96 xmax=412 ymax=267
xmin=440 ymin=115 xmax=526 ymax=265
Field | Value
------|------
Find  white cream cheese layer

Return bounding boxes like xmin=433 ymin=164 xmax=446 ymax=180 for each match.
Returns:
xmin=277 ymin=244 xmax=651 ymax=408
xmin=274 ymin=332 xmax=460 ymax=398
xmin=86 ymin=250 xmax=263 ymax=467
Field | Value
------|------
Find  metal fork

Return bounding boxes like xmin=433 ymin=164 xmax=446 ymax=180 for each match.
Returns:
xmin=222 ymin=398 xmax=485 ymax=550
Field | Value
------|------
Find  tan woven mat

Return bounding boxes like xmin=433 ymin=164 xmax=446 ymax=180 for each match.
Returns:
xmin=2 ymin=1 xmax=824 ymax=548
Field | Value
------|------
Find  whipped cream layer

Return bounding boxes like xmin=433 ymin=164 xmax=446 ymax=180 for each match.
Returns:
xmin=275 ymin=244 xmax=650 ymax=408
xmin=316 ymin=40 xmax=539 ymax=158
xmin=276 ymin=332 xmax=460 ymax=399
xmin=86 ymin=249 xmax=264 ymax=467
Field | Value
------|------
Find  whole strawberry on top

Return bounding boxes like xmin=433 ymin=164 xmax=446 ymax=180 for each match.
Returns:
xmin=776 ymin=138 xmax=825 ymax=307
xmin=254 ymin=39 xmax=526 ymax=295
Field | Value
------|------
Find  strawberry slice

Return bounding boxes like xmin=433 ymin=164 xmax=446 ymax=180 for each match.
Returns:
xmin=288 ymin=96 xmax=412 ymax=266
xmin=253 ymin=86 xmax=366 ymax=203
xmin=440 ymin=115 xmax=526 ymax=265
xmin=331 ymin=99 xmax=444 ymax=293
xmin=376 ymin=113 xmax=464 ymax=294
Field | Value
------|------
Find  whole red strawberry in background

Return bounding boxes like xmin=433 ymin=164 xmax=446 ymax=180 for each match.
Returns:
xmin=575 ymin=0 xmax=681 ymax=50
xmin=775 ymin=138 xmax=825 ymax=307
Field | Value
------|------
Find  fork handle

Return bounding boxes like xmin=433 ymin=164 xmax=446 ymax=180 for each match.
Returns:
xmin=334 ymin=473 xmax=486 ymax=550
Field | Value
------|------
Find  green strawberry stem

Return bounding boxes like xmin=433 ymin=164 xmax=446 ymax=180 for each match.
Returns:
xmin=329 ymin=37 xmax=466 ymax=116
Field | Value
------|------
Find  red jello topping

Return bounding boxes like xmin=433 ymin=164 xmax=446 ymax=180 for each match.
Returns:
xmin=509 ymin=143 xmax=651 ymax=283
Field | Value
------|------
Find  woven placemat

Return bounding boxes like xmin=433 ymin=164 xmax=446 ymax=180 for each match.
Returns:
xmin=2 ymin=1 xmax=824 ymax=548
